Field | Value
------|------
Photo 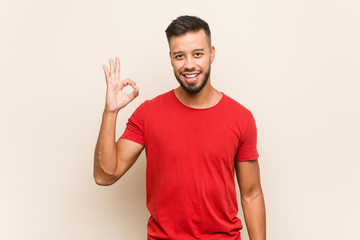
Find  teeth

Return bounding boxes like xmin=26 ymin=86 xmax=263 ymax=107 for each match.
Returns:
xmin=184 ymin=74 xmax=198 ymax=78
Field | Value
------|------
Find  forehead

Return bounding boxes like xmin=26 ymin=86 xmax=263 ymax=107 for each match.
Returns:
xmin=169 ymin=29 xmax=209 ymax=52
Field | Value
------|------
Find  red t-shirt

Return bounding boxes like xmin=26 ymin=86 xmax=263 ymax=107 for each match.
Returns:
xmin=120 ymin=90 xmax=259 ymax=240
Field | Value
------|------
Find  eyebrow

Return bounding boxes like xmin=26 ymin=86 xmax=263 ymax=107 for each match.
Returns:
xmin=173 ymin=51 xmax=183 ymax=55
xmin=173 ymin=48 xmax=205 ymax=55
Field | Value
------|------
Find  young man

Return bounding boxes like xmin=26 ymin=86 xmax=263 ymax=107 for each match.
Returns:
xmin=94 ymin=16 xmax=266 ymax=240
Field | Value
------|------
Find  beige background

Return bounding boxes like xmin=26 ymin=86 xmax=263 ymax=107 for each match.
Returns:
xmin=1 ymin=0 xmax=359 ymax=239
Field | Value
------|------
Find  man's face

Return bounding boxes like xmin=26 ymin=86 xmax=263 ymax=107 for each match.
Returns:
xmin=169 ymin=29 xmax=215 ymax=94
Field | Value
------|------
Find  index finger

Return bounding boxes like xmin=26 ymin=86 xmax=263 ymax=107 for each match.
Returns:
xmin=120 ymin=79 xmax=137 ymax=90
xmin=115 ymin=57 xmax=120 ymax=81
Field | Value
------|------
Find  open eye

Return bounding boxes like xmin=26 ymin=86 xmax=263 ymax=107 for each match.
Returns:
xmin=175 ymin=54 xmax=183 ymax=59
xmin=194 ymin=52 xmax=203 ymax=57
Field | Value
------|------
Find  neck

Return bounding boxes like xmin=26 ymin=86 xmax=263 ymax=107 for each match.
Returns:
xmin=174 ymin=80 xmax=223 ymax=109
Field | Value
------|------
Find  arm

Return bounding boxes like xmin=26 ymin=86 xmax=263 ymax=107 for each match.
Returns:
xmin=235 ymin=159 xmax=266 ymax=240
xmin=94 ymin=112 xmax=144 ymax=186
xmin=93 ymin=57 xmax=143 ymax=186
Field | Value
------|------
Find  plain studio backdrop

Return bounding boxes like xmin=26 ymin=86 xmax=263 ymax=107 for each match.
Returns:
xmin=1 ymin=0 xmax=359 ymax=239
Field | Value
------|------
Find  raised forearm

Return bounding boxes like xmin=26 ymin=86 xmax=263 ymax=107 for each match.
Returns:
xmin=94 ymin=110 xmax=119 ymax=183
xmin=94 ymin=57 xmax=140 ymax=185
xmin=241 ymin=191 xmax=266 ymax=240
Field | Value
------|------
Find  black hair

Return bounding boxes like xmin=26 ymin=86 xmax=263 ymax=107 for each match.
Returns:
xmin=165 ymin=15 xmax=211 ymax=47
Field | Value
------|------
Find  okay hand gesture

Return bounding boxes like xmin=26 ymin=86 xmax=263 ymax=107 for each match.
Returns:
xmin=103 ymin=57 xmax=139 ymax=113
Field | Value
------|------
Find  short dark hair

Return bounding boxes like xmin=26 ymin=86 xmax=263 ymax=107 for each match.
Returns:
xmin=165 ymin=15 xmax=211 ymax=47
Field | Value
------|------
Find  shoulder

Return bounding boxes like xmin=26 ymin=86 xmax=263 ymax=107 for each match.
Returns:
xmin=221 ymin=94 xmax=258 ymax=139
xmin=129 ymin=90 xmax=174 ymax=123
xmin=139 ymin=90 xmax=174 ymax=109
xmin=221 ymin=93 xmax=253 ymax=118
xmin=130 ymin=90 xmax=174 ymax=118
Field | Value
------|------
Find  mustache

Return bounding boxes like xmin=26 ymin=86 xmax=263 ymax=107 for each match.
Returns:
xmin=180 ymin=68 xmax=201 ymax=73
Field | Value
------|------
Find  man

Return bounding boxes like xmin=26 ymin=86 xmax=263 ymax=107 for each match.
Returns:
xmin=94 ymin=15 xmax=266 ymax=240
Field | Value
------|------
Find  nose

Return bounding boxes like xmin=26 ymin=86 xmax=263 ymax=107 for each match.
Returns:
xmin=183 ymin=56 xmax=196 ymax=71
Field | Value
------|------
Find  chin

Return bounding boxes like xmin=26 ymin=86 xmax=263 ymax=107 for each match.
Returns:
xmin=180 ymin=78 xmax=208 ymax=94
xmin=174 ymin=69 xmax=211 ymax=95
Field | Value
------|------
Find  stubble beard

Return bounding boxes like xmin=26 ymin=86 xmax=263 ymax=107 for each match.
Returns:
xmin=174 ymin=66 xmax=211 ymax=95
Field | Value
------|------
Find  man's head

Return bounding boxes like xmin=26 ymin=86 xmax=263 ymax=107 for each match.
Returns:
xmin=166 ymin=16 xmax=215 ymax=94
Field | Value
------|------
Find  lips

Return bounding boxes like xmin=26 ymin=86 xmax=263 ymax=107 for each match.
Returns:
xmin=182 ymin=72 xmax=200 ymax=83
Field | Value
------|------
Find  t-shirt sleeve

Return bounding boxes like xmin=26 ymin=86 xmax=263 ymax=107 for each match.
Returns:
xmin=235 ymin=111 xmax=259 ymax=162
xmin=119 ymin=102 xmax=146 ymax=146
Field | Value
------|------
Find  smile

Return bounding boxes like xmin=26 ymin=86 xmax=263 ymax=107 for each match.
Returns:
xmin=184 ymin=73 xmax=199 ymax=78
xmin=182 ymin=72 xmax=200 ymax=83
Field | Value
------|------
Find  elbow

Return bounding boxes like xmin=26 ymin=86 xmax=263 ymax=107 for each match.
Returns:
xmin=93 ymin=163 xmax=120 ymax=186
xmin=242 ymin=191 xmax=260 ymax=203
xmin=94 ymin=178 xmax=113 ymax=186
xmin=94 ymin=177 xmax=108 ymax=186
xmin=96 ymin=154 xmax=118 ymax=176
xmin=241 ymin=189 xmax=264 ymax=205
xmin=93 ymin=172 xmax=117 ymax=186
xmin=93 ymin=158 xmax=118 ymax=185
xmin=98 ymin=164 xmax=117 ymax=177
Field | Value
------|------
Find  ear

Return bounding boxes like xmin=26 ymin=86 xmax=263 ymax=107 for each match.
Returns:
xmin=210 ymin=46 xmax=215 ymax=64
